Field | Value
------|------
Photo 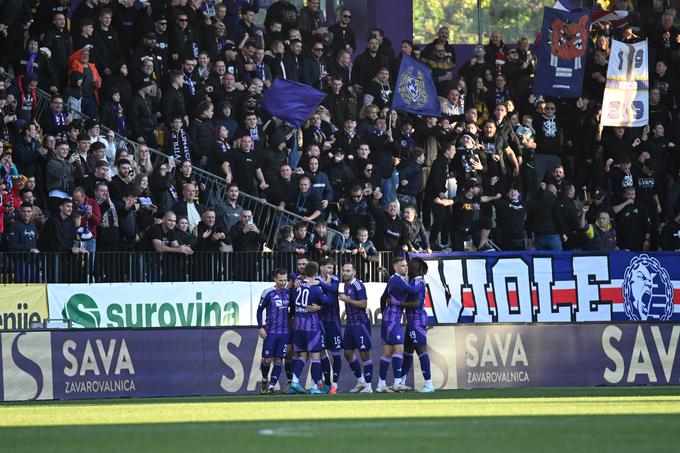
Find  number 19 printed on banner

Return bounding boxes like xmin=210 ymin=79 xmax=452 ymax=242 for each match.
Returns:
xmin=601 ymin=39 xmax=649 ymax=127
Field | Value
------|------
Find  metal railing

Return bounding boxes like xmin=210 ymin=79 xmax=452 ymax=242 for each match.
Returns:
xmin=0 ymin=251 xmax=394 ymax=284
xmin=4 ymin=72 xmax=344 ymax=248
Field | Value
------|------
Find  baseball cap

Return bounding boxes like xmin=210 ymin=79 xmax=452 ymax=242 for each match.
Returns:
xmin=464 ymin=178 xmax=480 ymax=191
xmin=473 ymin=45 xmax=485 ymax=55
xmin=591 ymin=187 xmax=605 ymax=199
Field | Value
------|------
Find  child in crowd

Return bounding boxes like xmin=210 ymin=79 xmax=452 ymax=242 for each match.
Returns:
xmin=275 ymin=225 xmax=299 ymax=252
xmin=347 ymin=227 xmax=378 ymax=261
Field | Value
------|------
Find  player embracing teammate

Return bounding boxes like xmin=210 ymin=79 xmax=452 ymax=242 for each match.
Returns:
xmin=290 ymin=261 xmax=331 ymax=394
xmin=377 ymin=257 xmax=426 ymax=393
xmin=256 ymin=256 xmax=432 ymax=394
xmin=397 ymin=257 xmax=434 ymax=393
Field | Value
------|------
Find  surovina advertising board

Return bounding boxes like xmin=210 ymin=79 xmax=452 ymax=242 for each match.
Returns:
xmin=1 ymin=324 xmax=679 ymax=401
xmin=48 ymin=282 xmax=250 ymax=328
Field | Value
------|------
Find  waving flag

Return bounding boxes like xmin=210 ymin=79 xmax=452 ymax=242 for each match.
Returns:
xmin=533 ymin=7 xmax=591 ymax=98
xmin=392 ymin=54 xmax=441 ymax=117
xmin=553 ymin=0 xmax=577 ymax=11
xmin=261 ymin=77 xmax=327 ymax=128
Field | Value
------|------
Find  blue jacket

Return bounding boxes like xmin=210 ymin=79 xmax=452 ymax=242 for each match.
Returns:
xmin=307 ymin=170 xmax=334 ymax=202
xmin=398 ymin=159 xmax=423 ymax=197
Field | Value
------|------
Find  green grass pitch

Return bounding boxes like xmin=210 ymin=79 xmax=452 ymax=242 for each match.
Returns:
xmin=1 ymin=387 xmax=679 ymax=452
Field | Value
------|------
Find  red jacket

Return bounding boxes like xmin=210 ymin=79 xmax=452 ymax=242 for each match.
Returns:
xmin=76 ymin=196 xmax=102 ymax=238
xmin=68 ymin=48 xmax=103 ymax=106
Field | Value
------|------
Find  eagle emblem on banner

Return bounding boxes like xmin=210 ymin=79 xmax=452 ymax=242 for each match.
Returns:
xmin=399 ymin=66 xmax=429 ymax=109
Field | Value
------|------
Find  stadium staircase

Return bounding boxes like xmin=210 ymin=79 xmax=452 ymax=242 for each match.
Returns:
xmin=5 ymin=73 xmax=343 ymax=248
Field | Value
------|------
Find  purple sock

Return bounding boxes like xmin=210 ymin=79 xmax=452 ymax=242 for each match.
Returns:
xmin=349 ymin=357 xmax=362 ymax=378
xmin=331 ymin=352 xmax=342 ymax=384
xmin=270 ymin=362 xmax=282 ymax=387
xmin=401 ymin=352 xmax=414 ymax=379
xmin=362 ymin=360 xmax=373 ymax=383
xmin=285 ymin=359 xmax=293 ymax=382
xmin=391 ymin=354 xmax=403 ymax=381
xmin=321 ymin=355 xmax=332 ymax=385
xmin=293 ymin=358 xmax=305 ymax=380
xmin=260 ymin=361 xmax=270 ymax=380
xmin=379 ymin=356 xmax=390 ymax=380
xmin=311 ymin=359 xmax=322 ymax=384
xmin=419 ymin=352 xmax=432 ymax=380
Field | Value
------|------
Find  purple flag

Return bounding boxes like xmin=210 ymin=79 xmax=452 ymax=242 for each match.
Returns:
xmin=261 ymin=77 xmax=327 ymax=128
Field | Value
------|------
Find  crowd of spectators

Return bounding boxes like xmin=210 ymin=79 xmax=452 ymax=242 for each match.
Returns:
xmin=1 ymin=0 xmax=680 ymax=272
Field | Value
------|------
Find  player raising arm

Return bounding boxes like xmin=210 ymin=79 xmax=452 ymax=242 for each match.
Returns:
xmin=339 ymin=262 xmax=374 ymax=393
xmin=315 ymin=258 xmax=343 ymax=394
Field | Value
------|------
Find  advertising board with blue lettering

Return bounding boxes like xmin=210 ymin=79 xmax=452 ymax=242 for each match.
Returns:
xmin=1 ymin=323 xmax=678 ymax=401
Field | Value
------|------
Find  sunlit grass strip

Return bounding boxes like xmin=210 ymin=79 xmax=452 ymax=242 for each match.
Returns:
xmin=2 ymin=395 xmax=680 ymax=427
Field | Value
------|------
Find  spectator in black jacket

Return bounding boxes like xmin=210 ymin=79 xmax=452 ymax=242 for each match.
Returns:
xmin=529 ymin=183 xmax=562 ymax=251
xmin=188 ymin=100 xmax=215 ymax=167
xmin=493 ymin=186 xmax=527 ymax=250
xmin=93 ymin=8 xmax=121 ymax=77
xmin=397 ymin=148 xmax=424 ymax=208
xmin=553 ymin=184 xmax=584 ymax=250
xmin=129 ymin=81 xmax=158 ymax=146
xmin=374 ymin=200 xmax=406 ymax=252
xmin=5 ymin=202 xmax=39 ymax=253
xmin=425 ymin=143 xmax=455 ymax=249
xmin=339 ymin=185 xmax=376 ymax=237
xmin=614 ymin=187 xmax=652 ymax=251
xmin=280 ymin=176 xmax=321 ymax=222
xmin=195 ymin=209 xmax=230 ymax=252
xmin=660 ymin=210 xmax=680 ymax=251
xmin=328 ymin=7 xmax=356 ymax=55
xmin=40 ymin=197 xmax=80 ymax=252
xmin=351 ymin=38 xmax=389 ymax=92
xmin=160 ymin=70 xmax=187 ymax=125
xmin=229 ymin=208 xmax=266 ymax=279
xmin=41 ymin=12 xmax=72 ymax=88
xmin=12 ymin=123 xmax=46 ymax=179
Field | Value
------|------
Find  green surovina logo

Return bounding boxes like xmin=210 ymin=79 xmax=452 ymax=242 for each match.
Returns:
xmin=63 ymin=294 xmax=101 ymax=328
xmin=61 ymin=292 xmax=239 ymax=328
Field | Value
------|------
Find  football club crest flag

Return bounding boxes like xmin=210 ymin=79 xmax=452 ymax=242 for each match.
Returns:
xmin=533 ymin=7 xmax=591 ymax=98
xmin=261 ymin=77 xmax=327 ymax=128
xmin=392 ymin=54 xmax=441 ymax=117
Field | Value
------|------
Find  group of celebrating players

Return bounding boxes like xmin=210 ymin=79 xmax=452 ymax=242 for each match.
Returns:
xmin=256 ymin=255 xmax=435 ymax=395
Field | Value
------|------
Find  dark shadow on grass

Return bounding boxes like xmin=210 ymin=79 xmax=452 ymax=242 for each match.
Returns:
xmin=4 ymin=385 xmax=680 ymax=407
xmin=1 ymin=414 xmax=678 ymax=453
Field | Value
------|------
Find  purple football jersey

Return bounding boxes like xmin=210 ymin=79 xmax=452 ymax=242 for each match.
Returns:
xmin=293 ymin=280 xmax=329 ymax=332
xmin=257 ymin=287 xmax=291 ymax=334
xmin=406 ymin=276 xmax=427 ymax=327
xmin=344 ymin=278 xmax=370 ymax=327
xmin=318 ymin=275 xmax=341 ymax=323
xmin=384 ymin=274 xmax=423 ymax=323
